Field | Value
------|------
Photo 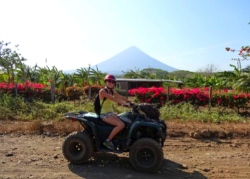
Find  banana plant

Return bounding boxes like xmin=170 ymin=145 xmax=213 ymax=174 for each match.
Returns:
xmin=185 ymin=73 xmax=205 ymax=87
xmin=74 ymin=65 xmax=91 ymax=86
xmin=0 ymin=42 xmax=26 ymax=83
xmin=90 ymin=66 xmax=106 ymax=85
xmin=0 ymin=70 xmax=8 ymax=82
xmin=216 ymin=64 xmax=242 ymax=89
xmin=122 ymin=68 xmax=144 ymax=78
xmin=38 ymin=65 xmax=63 ymax=87
xmin=15 ymin=63 xmax=40 ymax=83
xmin=59 ymin=73 xmax=76 ymax=93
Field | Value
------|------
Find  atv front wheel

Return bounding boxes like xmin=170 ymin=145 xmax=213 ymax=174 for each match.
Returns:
xmin=129 ymin=138 xmax=163 ymax=173
xmin=62 ymin=131 xmax=93 ymax=164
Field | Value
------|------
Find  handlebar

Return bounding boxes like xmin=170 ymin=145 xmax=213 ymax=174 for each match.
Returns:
xmin=123 ymin=104 xmax=130 ymax=108
xmin=123 ymin=102 xmax=140 ymax=114
xmin=123 ymin=102 xmax=136 ymax=108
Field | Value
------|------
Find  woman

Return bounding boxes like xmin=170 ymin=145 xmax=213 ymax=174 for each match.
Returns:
xmin=99 ymin=74 xmax=130 ymax=150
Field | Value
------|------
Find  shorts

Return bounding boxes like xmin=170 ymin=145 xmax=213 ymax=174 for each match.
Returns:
xmin=100 ymin=112 xmax=114 ymax=120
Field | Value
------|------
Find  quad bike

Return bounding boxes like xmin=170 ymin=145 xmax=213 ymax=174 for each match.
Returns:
xmin=62 ymin=103 xmax=167 ymax=173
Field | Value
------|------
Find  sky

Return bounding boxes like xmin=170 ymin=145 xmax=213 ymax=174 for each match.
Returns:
xmin=0 ymin=0 xmax=249 ymax=72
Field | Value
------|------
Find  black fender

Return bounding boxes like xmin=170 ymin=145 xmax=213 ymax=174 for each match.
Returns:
xmin=128 ymin=121 xmax=166 ymax=143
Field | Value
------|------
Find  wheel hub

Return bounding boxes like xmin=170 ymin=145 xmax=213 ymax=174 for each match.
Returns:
xmin=137 ymin=148 xmax=155 ymax=167
xmin=142 ymin=151 xmax=151 ymax=160
xmin=69 ymin=142 xmax=85 ymax=156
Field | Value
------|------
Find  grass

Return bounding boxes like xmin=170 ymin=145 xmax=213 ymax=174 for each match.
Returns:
xmin=0 ymin=94 xmax=249 ymax=123
xmin=0 ymin=95 xmax=250 ymax=136
xmin=160 ymin=102 xmax=248 ymax=123
xmin=0 ymin=94 xmax=131 ymax=121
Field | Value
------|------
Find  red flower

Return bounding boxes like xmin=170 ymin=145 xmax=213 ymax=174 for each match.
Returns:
xmin=49 ymin=80 xmax=52 ymax=83
xmin=35 ymin=90 xmax=39 ymax=93
xmin=223 ymin=89 xmax=228 ymax=92
xmin=145 ymin=99 xmax=151 ymax=103
xmin=239 ymin=94 xmax=244 ymax=98
xmin=160 ymin=96 xmax=164 ymax=100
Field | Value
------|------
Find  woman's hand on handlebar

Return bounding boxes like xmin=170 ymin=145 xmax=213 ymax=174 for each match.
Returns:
xmin=123 ymin=103 xmax=131 ymax=108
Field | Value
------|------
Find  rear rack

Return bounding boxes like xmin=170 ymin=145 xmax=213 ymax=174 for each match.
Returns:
xmin=63 ymin=111 xmax=87 ymax=118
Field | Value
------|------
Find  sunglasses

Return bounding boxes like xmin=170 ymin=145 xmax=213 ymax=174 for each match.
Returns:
xmin=106 ymin=80 xmax=115 ymax=84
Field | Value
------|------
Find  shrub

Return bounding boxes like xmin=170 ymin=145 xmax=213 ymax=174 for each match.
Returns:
xmin=65 ymin=86 xmax=83 ymax=100
xmin=129 ymin=87 xmax=250 ymax=112
xmin=83 ymin=85 xmax=104 ymax=97
xmin=0 ymin=81 xmax=59 ymax=102
xmin=159 ymin=102 xmax=244 ymax=123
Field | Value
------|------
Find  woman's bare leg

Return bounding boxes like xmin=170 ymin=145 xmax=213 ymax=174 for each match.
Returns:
xmin=102 ymin=115 xmax=125 ymax=140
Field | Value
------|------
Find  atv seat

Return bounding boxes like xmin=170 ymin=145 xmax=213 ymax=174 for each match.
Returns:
xmin=83 ymin=116 xmax=113 ymax=126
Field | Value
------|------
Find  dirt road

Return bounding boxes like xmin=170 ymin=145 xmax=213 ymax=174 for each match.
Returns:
xmin=0 ymin=134 xmax=250 ymax=179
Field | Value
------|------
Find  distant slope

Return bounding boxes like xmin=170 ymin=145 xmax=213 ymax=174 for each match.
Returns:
xmin=64 ymin=46 xmax=178 ymax=74
xmin=92 ymin=46 xmax=177 ymax=75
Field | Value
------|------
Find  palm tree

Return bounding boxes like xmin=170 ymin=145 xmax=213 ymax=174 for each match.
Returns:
xmin=216 ymin=64 xmax=241 ymax=89
xmin=16 ymin=63 xmax=40 ymax=83
xmin=74 ymin=65 xmax=91 ymax=86
xmin=38 ymin=65 xmax=63 ymax=87
xmin=185 ymin=73 xmax=205 ymax=88
xmin=60 ymin=73 xmax=75 ymax=93
xmin=90 ymin=66 xmax=106 ymax=85
xmin=0 ymin=42 xmax=26 ymax=83
xmin=122 ymin=68 xmax=143 ymax=78
xmin=0 ymin=70 xmax=8 ymax=82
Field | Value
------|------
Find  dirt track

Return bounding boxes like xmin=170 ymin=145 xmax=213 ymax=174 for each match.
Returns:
xmin=0 ymin=134 xmax=250 ymax=179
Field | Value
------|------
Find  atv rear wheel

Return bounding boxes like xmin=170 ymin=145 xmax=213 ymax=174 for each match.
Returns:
xmin=129 ymin=138 xmax=163 ymax=173
xmin=62 ymin=131 xmax=93 ymax=164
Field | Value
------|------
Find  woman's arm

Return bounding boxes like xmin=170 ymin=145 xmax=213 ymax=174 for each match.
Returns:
xmin=99 ymin=89 xmax=127 ymax=105
xmin=113 ymin=90 xmax=129 ymax=103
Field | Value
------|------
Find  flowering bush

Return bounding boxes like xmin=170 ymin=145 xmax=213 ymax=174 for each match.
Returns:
xmin=0 ymin=81 xmax=59 ymax=102
xmin=83 ymin=85 xmax=104 ymax=96
xmin=129 ymin=87 xmax=250 ymax=111
xmin=65 ymin=86 xmax=83 ymax=100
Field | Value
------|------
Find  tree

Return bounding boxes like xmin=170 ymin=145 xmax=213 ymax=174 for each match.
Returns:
xmin=38 ymin=65 xmax=63 ymax=87
xmin=197 ymin=64 xmax=219 ymax=77
xmin=74 ymin=65 xmax=91 ymax=86
xmin=140 ymin=68 xmax=169 ymax=79
xmin=225 ymin=46 xmax=250 ymax=71
xmin=16 ymin=63 xmax=40 ymax=83
xmin=217 ymin=64 xmax=242 ymax=90
xmin=90 ymin=66 xmax=106 ymax=85
xmin=60 ymin=73 xmax=75 ymax=93
xmin=122 ymin=67 xmax=169 ymax=79
xmin=122 ymin=68 xmax=143 ymax=78
xmin=225 ymin=22 xmax=250 ymax=71
xmin=0 ymin=41 xmax=26 ymax=83
xmin=168 ymin=70 xmax=194 ymax=80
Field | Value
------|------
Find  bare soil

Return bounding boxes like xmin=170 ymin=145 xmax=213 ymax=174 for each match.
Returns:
xmin=0 ymin=120 xmax=250 ymax=179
